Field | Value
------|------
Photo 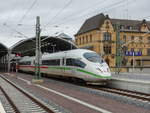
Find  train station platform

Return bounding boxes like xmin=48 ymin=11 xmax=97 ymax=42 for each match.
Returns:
xmin=112 ymin=72 xmax=150 ymax=81
xmin=108 ymin=72 xmax=150 ymax=94
xmin=0 ymin=100 xmax=6 ymax=113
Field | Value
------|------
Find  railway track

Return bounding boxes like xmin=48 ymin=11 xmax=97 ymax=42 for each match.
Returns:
xmin=42 ymin=74 xmax=150 ymax=102
xmin=34 ymin=74 xmax=150 ymax=102
xmin=0 ymin=75 xmax=55 ymax=113
xmin=88 ymin=86 xmax=150 ymax=102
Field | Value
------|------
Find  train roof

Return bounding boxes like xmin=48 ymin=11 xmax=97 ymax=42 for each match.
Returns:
xmin=19 ymin=49 xmax=95 ymax=61
xmin=43 ymin=49 xmax=95 ymax=59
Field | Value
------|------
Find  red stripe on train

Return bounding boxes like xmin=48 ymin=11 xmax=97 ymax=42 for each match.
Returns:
xmin=18 ymin=65 xmax=48 ymax=69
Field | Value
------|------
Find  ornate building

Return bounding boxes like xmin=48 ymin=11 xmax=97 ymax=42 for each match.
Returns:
xmin=75 ymin=13 xmax=150 ymax=72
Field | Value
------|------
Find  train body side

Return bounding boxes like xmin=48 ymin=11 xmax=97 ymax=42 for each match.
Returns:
xmin=18 ymin=49 xmax=111 ymax=84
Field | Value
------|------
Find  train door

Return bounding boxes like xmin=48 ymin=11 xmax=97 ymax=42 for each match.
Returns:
xmin=61 ymin=57 xmax=67 ymax=76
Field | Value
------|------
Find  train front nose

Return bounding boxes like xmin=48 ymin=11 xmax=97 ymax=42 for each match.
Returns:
xmin=96 ymin=65 xmax=111 ymax=78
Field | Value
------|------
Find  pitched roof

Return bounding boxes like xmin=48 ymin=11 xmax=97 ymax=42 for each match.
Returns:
xmin=75 ymin=13 xmax=150 ymax=35
xmin=76 ymin=13 xmax=105 ymax=35
xmin=111 ymin=19 xmax=150 ymax=30
xmin=58 ymin=33 xmax=72 ymax=40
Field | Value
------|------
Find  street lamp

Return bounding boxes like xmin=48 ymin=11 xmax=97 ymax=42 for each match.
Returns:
xmin=132 ymin=51 xmax=135 ymax=72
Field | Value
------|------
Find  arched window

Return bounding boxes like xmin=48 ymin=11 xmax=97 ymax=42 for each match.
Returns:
xmin=103 ymin=45 xmax=111 ymax=54
xmin=86 ymin=35 xmax=88 ymax=43
xmin=82 ymin=36 xmax=85 ymax=44
xmin=79 ymin=38 xmax=81 ymax=45
xmin=90 ymin=35 xmax=92 ymax=42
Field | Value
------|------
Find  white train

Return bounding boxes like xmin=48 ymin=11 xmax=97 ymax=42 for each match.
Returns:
xmin=18 ymin=49 xmax=111 ymax=84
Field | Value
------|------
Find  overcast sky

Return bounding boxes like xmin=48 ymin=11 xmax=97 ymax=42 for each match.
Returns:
xmin=0 ymin=0 xmax=150 ymax=47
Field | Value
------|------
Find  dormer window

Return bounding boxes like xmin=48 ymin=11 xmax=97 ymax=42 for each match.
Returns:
xmin=106 ymin=21 xmax=109 ymax=29
xmin=127 ymin=26 xmax=132 ymax=30
xmin=129 ymin=26 xmax=132 ymax=30
xmin=120 ymin=25 xmax=124 ymax=30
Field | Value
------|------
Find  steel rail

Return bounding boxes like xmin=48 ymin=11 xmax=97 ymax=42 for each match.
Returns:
xmin=0 ymin=75 xmax=55 ymax=113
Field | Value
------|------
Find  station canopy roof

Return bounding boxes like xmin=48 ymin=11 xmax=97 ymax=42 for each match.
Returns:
xmin=0 ymin=42 xmax=8 ymax=58
xmin=11 ymin=36 xmax=77 ymax=56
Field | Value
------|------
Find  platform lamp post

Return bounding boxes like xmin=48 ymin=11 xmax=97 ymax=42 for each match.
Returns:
xmin=7 ymin=49 xmax=11 ymax=74
xmin=32 ymin=16 xmax=43 ymax=83
xmin=51 ymin=44 xmax=56 ymax=53
xmin=115 ymin=23 xmax=122 ymax=74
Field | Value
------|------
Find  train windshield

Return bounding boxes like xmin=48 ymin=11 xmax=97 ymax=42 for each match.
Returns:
xmin=83 ymin=52 xmax=104 ymax=63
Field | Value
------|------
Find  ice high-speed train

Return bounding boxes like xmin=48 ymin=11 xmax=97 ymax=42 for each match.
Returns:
xmin=18 ymin=49 xmax=111 ymax=84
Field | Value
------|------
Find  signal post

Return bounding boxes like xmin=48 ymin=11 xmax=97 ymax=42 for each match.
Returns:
xmin=32 ymin=16 xmax=43 ymax=83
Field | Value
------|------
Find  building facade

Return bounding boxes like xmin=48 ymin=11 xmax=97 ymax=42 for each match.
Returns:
xmin=75 ymin=13 xmax=150 ymax=72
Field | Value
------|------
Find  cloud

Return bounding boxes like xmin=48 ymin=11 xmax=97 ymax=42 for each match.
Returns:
xmin=0 ymin=0 xmax=150 ymax=47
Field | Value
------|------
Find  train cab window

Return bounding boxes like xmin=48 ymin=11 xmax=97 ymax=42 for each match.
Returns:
xmin=83 ymin=52 xmax=103 ymax=63
xmin=66 ymin=58 xmax=86 ymax=68
xmin=42 ymin=59 xmax=60 ymax=66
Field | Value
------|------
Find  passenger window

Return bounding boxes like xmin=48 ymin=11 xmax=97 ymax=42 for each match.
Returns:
xmin=66 ymin=58 xmax=86 ymax=68
xmin=19 ymin=61 xmax=31 ymax=65
xmin=42 ymin=59 xmax=60 ymax=66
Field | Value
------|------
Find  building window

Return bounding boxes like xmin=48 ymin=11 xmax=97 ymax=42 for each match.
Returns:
xmin=103 ymin=45 xmax=111 ymax=54
xmin=103 ymin=32 xmax=111 ymax=41
xmin=139 ymin=36 xmax=142 ymax=41
xmin=122 ymin=46 xmax=128 ymax=52
xmin=148 ymin=37 xmax=150 ymax=43
xmin=75 ymin=38 xmax=78 ymax=45
xmin=131 ymin=59 xmax=133 ymax=66
xmin=120 ymin=25 xmax=124 ymax=30
xmin=131 ymin=48 xmax=134 ymax=52
xmin=86 ymin=35 xmax=88 ymax=43
xmin=79 ymin=38 xmax=81 ymax=45
xmin=82 ymin=36 xmax=85 ymax=44
xmin=147 ymin=49 xmax=150 ymax=56
xmin=127 ymin=26 xmax=132 ymax=30
xmin=131 ymin=36 xmax=134 ymax=40
xmin=123 ymin=35 xmax=126 ymax=42
xmin=90 ymin=34 xmax=92 ymax=42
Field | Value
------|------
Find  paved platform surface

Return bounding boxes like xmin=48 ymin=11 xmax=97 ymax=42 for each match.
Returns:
xmin=1 ymin=72 xmax=150 ymax=113
xmin=0 ymin=101 xmax=6 ymax=113
xmin=109 ymin=72 xmax=150 ymax=94
xmin=112 ymin=72 xmax=150 ymax=82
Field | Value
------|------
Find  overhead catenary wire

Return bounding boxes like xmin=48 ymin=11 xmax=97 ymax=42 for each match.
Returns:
xmin=43 ymin=0 xmax=129 ymax=36
xmin=45 ymin=0 xmax=128 ymax=29
xmin=3 ymin=24 xmax=30 ymax=39
xmin=44 ymin=0 xmax=73 ymax=28
xmin=1 ymin=0 xmax=149 ymax=49
xmin=46 ymin=0 xmax=109 ymax=27
xmin=18 ymin=0 xmax=38 ymax=24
